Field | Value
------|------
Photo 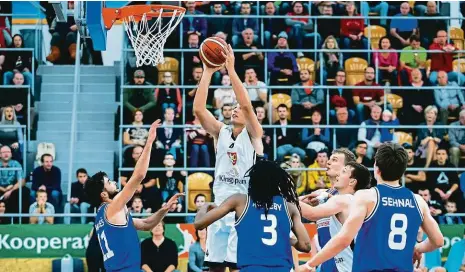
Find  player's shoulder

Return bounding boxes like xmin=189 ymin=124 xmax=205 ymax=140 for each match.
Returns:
xmin=354 ymin=188 xmax=377 ymax=202
xmin=330 ymin=194 xmax=353 ymax=206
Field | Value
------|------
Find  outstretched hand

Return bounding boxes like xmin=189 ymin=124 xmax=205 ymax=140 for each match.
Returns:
xmin=162 ymin=193 xmax=185 ymax=211
xmin=147 ymin=119 xmax=162 ymax=144
xmin=202 ymin=62 xmax=223 ymax=75
xmin=221 ymin=44 xmax=235 ymax=71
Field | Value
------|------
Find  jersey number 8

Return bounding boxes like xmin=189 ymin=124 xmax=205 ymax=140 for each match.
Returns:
xmin=388 ymin=213 xmax=408 ymax=250
xmin=261 ymin=214 xmax=277 ymax=246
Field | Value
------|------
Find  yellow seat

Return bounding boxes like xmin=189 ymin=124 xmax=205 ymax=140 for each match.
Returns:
xmin=271 ymin=93 xmax=292 ymax=122
xmin=187 ymin=172 xmax=213 ymax=211
xmin=157 ymin=57 xmax=179 ymax=84
xmin=425 ymin=59 xmax=431 ymax=70
xmin=364 ymin=25 xmax=386 ymax=50
xmin=450 ymin=27 xmax=464 ymax=50
xmin=386 ymin=93 xmax=403 ymax=114
xmin=395 ymin=131 xmax=413 ymax=146
xmin=345 ymin=57 xmax=368 ymax=86
xmin=453 ymin=59 xmax=465 ymax=73
xmin=296 ymin=57 xmax=315 ymax=81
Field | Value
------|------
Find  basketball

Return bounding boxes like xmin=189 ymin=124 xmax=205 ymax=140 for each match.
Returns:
xmin=199 ymin=37 xmax=228 ymax=68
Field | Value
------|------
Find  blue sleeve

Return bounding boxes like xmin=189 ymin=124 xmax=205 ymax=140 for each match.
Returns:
xmin=16 ymin=126 xmax=24 ymax=145
xmin=301 ymin=128 xmax=312 ymax=145
xmin=321 ymin=128 xmax=331 ymax=145
xmin=199 ymin=18 xmax=208 ymax=38
xmin=289 ymin=53 xmax=299 ymax=73
xmin=13 ymin=161 xmax=24 ymax=182
xmin=251 ymin=19 xmax=259 ymax=35
xmin=267 ymin=53 xmax=280 ymax=73
xmin=434 ymin=89 xmax=448 ymax=109
xmin=188 ymin=244 xmax=203 ymax=272
xmin=232 ymin=19 xmax=241 ymax=36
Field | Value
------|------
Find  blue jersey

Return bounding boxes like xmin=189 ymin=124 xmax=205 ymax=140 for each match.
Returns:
xmin=235 ymin=195 xmax=293 ymax=270
xmin=353 ymin=184 xmax=423 ymax=272
xmin=94 ymin=203 xmax=141 ymax=272
xmin=316 ymin=188 xmax=338 ymax=272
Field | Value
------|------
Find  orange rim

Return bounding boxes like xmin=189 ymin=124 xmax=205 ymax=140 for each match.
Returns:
xmin=102 ymin=5 xmax=186 ymax=30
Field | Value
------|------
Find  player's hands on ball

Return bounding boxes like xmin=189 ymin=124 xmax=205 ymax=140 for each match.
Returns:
xmin=147 ymin=119 xmax=162 ymax=143
xmin=221 ymin=44 xmax=235 ymax=71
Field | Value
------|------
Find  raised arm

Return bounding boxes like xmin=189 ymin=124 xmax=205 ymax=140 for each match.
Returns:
xmin=133 ymin=193 xmax=184 ymax=231
xmin=194 ymin=194 xmax=245 ymax=230
xmin=107 ymin=120 xmax=161 ymax=219
xmin=193 ymin=63 xmax=224 ymax=138
xmin=222 ymin=45 xmax=264 ymax=141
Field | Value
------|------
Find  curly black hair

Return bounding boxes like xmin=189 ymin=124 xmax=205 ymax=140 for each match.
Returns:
xmin=84 ymin=171 xmax=108 ymax=207
xmin=245 ymin=159 xmax=300 ymax=217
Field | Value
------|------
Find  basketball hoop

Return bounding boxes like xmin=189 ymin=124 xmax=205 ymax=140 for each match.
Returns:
xmin=103 ymin=5 xmax=186 ymax=67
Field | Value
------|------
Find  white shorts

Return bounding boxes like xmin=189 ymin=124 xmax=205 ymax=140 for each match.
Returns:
xmin=205 ymin=212 xmax=237 ymax=265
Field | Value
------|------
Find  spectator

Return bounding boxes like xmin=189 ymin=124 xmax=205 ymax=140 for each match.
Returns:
xmin=255 ymin=105 xmax=273 ymax=159
xmin=380 ymin=109 xmax=399 ymax=143
xmin=427 ymin=147 xmax=463 ymax=205
xmin=439 ymin=201 xmax=463 ymax=224
xmin=64 ymin=168 xmax=90 ymax=224
xmin=399 ymin=35 xmax=427 ymax=86
xmin=232 ymin=2 xmax=259 ymax=47
xmin=123 ymin=110 xmax=149 ymax=152
xmin=291 ymin=69 xmax=324 ymax=122
xmin=403 ymin=143 xmax=426 ymax=193
xmin=0 ymin=200 xmax=8 ymax=224
xmin=187 ymin=114 xmax=211 ymax=168
xmin=0 ymin=145 xmax=28 ymax=218
xmin=263 ymin=1 xmax=286 ymax=48
xmin=0 ymin=106 xmax=23 ymax=162
xmin=316 ymin=3 xmax=340 ymax=42
xmin=306 ymin=150 xmax=330 ymax=192
xmin=234 ymin=29 xmax=264 ymax=78
xmin=319 ymin=35 xmax=342 ymax=84
xmin=46 ymin=1 xmax=77 ymax=63
xmin=31 ymin=154 xmax=61 ymax=207
xmin=141 ymin=222 xmax=178 ymax=272
xmin=155 ymin=72 xmax=182 ymax=118
xmin=29 ymin=189 xmax=54 ymax=224
xmin=416 ymin=105 xmax=447 ymax=168
xmin=184 ymin=33 xmax=202 ymax=82
xmin=398 ymin=69 xmax=433 ymax=130
xmin=301 ymin=108 xmax=330 ymax=161
xmin=434 ymin=71 xmax=465 ymax=124
xmin=158 ymin=153 xmax=185 ymax=213
xmin=285 ymin=1 xmax=318 ymax=49
xmin=418 ymin=188 xmax=443 ymax=221
xmin=340 ymin=2 xmax=368 ymax=56
xmin=267 ymin=32 xmax=299 ymax=89
xmin=188 ymin=229 xmax=208 ymax=272
xmin=186 ymin=193 xmax=206 ymax=223
xmin=2 ymin=34 xmax=33 ymax=85
xmin=358 ymin=105 xmax=382 ymax=159
xmin=213 ymin=75 xmax=236 ymax=119
xmin=360 ymin=1 xmax=389 ymax=26
xmin=428 ymin=30 xmax=465 ymax=85
xmin=186 ymin=65 xmax=204 ymax=120
xmin=281 ymin=154 xmax=307 ymax=195
xmin=449 ymin=109 xmax=465 ymax=167
xmin=130 ymin=195 xmax=151 ymax=214
xmin=274 ymin=104 xmax=306 ymax=161
xmin=155 ymin=108 xmax=182 ymax=159
xmin=354 ymin=140 xmax=373 ymax=167
xmin=333 ymin=107 xmax=358 ymax=149
xmin=243 ymin=68 xmax=267 ymax=108
xmin=120 ymin=145 xmax=160 ymax=211
xmin=207 ymin=3 xmax=230 ymax=37
xmin=0 ymin=4 xmax=11 ymax=49
xmin=418 ymin=1 xmax=447 ymax=49
xmin=123 ymin=69 xmax=156 ymax=124
xmin=373 ymin=36 xmax=398 ymax=85
xmin=353 ymin=66 xmax=384 ymax=123
xmin=329 ymin=69 xmax=356 ymax=119
xmin=221 ymin=104 xmax=232 ymax=125
xmin=182 ymin=1 xmax=207 ymax=39
xmin=3 ymin=72 xmax=36 ymax=127
xmin=389 ymin=2 xmax=418 ymax=49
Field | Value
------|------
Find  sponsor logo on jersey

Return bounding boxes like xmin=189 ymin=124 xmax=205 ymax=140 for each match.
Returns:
xmin=228 ymin=152 xmax=238 ymax=166
xmin=218 ymin=175 xmax=247 ymax=185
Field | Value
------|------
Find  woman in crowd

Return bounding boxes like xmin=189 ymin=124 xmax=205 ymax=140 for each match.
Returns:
xmin=188 ymin=228 xmax=208 ymax=272
xmin=416 ymin=105 xmax=447 ymax=168
xmin=0 ymin=106 xmax=23 ymax=162
xmin=373 ymin=36 xmax=398 ymax=85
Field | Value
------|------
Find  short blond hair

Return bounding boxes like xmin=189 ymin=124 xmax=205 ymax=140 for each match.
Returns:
xmin=424 ymin=105 xmax=438 ymax=117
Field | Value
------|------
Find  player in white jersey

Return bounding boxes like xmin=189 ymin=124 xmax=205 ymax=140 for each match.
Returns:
xmin=193 ymin=44 xmax=263 ymax=272
xmin=299 ymin=162 xmax=371 ymax=271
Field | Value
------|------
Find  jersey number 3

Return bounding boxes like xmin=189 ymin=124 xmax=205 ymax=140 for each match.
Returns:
xmin=261 ymin=214 xmax=277 ymax=246
xmin=99 ymin=231 xmax=115 ymax=261
xmin=388 ymin=213 xmax=408 ymax=250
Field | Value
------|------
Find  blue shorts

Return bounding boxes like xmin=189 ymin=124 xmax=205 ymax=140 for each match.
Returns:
xmin=240 ymin=266 xmax=293 ymax=272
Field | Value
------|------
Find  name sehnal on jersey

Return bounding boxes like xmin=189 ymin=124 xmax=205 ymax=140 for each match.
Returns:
xmin=381 ymin=197 xmax=415 ymax=208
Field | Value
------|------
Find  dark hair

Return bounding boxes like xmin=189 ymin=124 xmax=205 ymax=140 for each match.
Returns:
xmin=245 ymin=160 xmax=300 ymax=217
xmin=436 ymin=145 xmax=448 ymax=153
xmin=241 ymin=2 xmax=251 ymax=8
xmin=336 ymin=68 xmax=346 ymax=75
xmin=374 ymin=143 xmax=408 ymax=181
xmin=84 ymin=171 xmax=109 ymax=207
xmin=356 ymin=141 xmax=368 ymax=147
xmin=76 ymin=168 xmax=88 ymax=177
xmin=11 ymin=34 xmax=24 ymax=48
xmin=222 ymin=103 xmax=233 ymax=110
xmin=277 ymin=104 xmax=288 ymax=111
xmin=317 ymin=149 xmax=328 ymax=156
xmin=37 ymin=189 xmax=47 ymax=195
xmin=378 ymin=36 xmax=391 ymax=49
xmin=194 ymin=194 xmax=206 ymax=203
xmin=346 ymin=161 xmax=372 ymax=191
xmin=409 ymin=34 xmax=420 ymax=43
xmin=332 ymin=148 xmax=356 ymax=165
xmin=41 ymin=153 xmax=53 ymax=163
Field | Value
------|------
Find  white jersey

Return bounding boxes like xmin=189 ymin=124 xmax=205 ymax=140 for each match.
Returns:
xmin=329 ymin=199 xmax=354 ymax=272
xmin=213 ymin=125 xmax=256 ymax=205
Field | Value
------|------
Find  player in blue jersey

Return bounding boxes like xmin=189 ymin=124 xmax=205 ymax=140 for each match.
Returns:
xmin=194 ymin=159 xmax=311 ymax=272
xmin=299 ymin=161 xmax=371 ymax=271
xmin=299 ymin=148 xmax=356 ymax=271
xmin=300 ymin=143 xmax=445 ymax=272
xmin=85 ymin=120 xmax=183 ymax=272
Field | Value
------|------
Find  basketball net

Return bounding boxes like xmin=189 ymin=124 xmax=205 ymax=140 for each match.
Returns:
xmin=123 ymin=8 xmax=184 ymax=67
